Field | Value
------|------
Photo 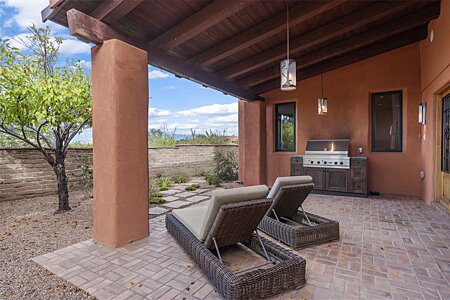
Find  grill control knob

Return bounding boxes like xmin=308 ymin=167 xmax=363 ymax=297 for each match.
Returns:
xmin=324 ymin=161 xmax=327 ymax=164
xmin=340 ymin=162 xmax=344 ymax=165
xmin=334 ymin=162 xmax=338 ymax=165
xmin=317 ymin=161 xmax=320 ymax=164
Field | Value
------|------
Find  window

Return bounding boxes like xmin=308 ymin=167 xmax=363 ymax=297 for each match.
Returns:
xmin=442 ymin=94 xmax=450 ymax=173
xmin=371 ymin=91 xmax=402 ymax=152
xmin=275 ymin=102 xmax=296 ymax=152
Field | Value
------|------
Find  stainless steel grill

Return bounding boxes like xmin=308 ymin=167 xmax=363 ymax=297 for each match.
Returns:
xmin=303 ymin=139 xmax=350 ymax=169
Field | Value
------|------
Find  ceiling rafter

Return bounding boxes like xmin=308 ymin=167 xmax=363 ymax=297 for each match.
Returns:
xmin=149 ymin=0 xmax=253 ymax=51
xmin=253 ymin=26 xmax=429 ymax=95
xmin=218 ymin=1 xmax=416 ymax=80
xmin=241 ymin=3 xmax=440 ymax=88
xmin=67 ymin=9 xmax=261 ymax=101
xmin=188 ymin=0 xmax=346 ymax=68
xmin=91 ymin=0 xmax=144 ymax=24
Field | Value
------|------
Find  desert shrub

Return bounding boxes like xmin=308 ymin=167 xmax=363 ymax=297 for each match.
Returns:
xmin=151 ymin=192 xmax=164 ymax=198
xmin=71 ymin=154 xmax=93 ymax=198
xmin=149 ymin=197 xmax=166 ymax=204
xmin=206 ymin=175 xmax=222 ymax=186
xmin=158 ymin=178 xmax=173 ymax=190
xmin=212 ymin=149 xmax=238 ymax=182
xmin=185 ymin=183 xmax=201 ymax=191
xmin=148 ymin=125 xmax=177 ymax=147
xmin=172 ymin=175 xmax=187 ymax=184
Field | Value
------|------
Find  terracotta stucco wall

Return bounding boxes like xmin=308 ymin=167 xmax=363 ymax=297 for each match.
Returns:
xmin=419 ymin=0 xmax=450 ymax=204
xmin=261 ymin=44 xmax=423 ymax=197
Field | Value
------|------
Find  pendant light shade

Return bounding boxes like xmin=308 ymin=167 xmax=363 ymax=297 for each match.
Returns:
xmin=281 ymin=59 xmax=296 ymax=91
xmin=318 ymin=74 xmax=328 ymax=115
xmin=280 ymin=4 xmax=296 ymax=91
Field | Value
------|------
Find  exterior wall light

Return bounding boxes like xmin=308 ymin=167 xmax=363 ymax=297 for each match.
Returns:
xmin=280 ymin=4 xmax=296 ymax=91
xmin=419 ymin=102 xmax=426 ymax=125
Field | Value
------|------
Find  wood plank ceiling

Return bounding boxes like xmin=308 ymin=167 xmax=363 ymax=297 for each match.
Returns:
xmin=42 ymin=0 xmax=441 ymax=101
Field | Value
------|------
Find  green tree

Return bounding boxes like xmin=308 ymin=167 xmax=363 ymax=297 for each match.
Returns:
xmin=281 ymin=118 xmax=294 ymax=150
xmin=0 ymin=26 xmax=92 ymax=212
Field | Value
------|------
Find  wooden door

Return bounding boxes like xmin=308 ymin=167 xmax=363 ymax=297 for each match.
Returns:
xmin=305 ymin=168 xmax=326 ymax=190
xmin=326 ymin=169 xmax=349 ymax=192
xmin=437 ymin=87 xmax=450 ymax=212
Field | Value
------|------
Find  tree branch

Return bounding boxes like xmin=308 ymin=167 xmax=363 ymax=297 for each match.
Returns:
xmin=63 ymin=119 xmax=90 ymax=154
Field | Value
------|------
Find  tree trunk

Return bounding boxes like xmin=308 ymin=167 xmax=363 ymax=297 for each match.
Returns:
xmin=54 ymin=153 xmax=71 ymax=212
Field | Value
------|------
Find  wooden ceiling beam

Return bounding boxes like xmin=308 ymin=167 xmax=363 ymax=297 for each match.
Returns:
xmin=252 ymin=26 xmax=428 ymax=95
xmin=242 ymin=3 xmax=440 ymax=88
xmin=188 ymin=0 xmax=346 ymax=68
xmin=91 ymin=0 xmax=144 ymax=24
xmin=149 ymin=0 xmax=253 ymax=51
xmin=67 ymin=9 xmax=261 ymax=101
xmin=219 ymin=1 xmax=416 ymax=80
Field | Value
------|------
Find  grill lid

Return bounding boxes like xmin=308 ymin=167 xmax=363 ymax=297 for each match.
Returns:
xmin=305 ymin=139 xmax=349 ymax=155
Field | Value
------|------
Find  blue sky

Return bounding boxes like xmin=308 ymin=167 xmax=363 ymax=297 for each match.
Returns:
xmin=0 ymin=0 xmax=238 ymax=142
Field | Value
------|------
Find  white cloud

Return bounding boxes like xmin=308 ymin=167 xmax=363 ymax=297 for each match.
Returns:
xmin=177 ymin=103 xmax=237 ymax=117
xmin=59 ymin=38 xmax=91 ymax=55
xmin=1 ymin=0 xmax=52 ymax=29
xmin=149 ymin=70 xmax=170 ymax=79
xmin=149 ymin=107 xmax=171 ymax=116
xmin=208 ymin=114 xmax=238 ymax=123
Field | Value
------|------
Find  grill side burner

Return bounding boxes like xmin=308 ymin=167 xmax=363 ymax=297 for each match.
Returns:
xmin=303 ymin=139 xmax=350 ymax=169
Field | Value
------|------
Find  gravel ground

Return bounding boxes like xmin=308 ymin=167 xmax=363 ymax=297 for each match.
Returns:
xmin=0 ymin=192 xmax=94 ymax=300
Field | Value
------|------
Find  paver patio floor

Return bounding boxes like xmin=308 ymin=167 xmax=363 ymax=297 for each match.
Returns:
xmin=33 ymin=194 xmax=450 ymax=300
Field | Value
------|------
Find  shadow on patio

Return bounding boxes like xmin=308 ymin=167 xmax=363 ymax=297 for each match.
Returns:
xmin=33 ymin=193 xmax=450 ymax=300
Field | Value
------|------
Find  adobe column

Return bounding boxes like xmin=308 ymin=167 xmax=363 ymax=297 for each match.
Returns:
xmin=91 ymin=39 xmax=149 ymax=248
xmin=238 ymin=99 xmax=266 ymax=186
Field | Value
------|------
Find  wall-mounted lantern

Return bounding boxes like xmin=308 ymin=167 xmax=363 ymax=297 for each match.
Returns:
xmin=419 ymin=102 xmax=426 ymax=125
xmin=280 ymin=4 xmax=296 ymax=91
xmin=318 ymin=74 xmax=328 ymax=115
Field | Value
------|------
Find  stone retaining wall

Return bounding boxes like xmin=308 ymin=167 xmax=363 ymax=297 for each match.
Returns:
xmin=0 ymin=145 xmax=237 ymax=202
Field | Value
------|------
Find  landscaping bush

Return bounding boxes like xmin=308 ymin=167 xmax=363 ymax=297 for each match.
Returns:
xmin=185 ymin=183 xmax=201 ymax=191
xmin=158 ymin=178 xmax=173 ymax=190
xmin=206 ymin=175 xmax=222 ymax=186
xmin=149 ymin=197 xmax=166 ymax=204
xmin=172 ymin=175 xmax=187 ymax=184
xmin=212 ymin=149 xmax=238 ymax=182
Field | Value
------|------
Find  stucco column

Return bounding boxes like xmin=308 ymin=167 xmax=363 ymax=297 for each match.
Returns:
xmin=238 ymin=99 xmax=266 ymax=186
xmin=91 ymin=39 xmax=149 ymax=248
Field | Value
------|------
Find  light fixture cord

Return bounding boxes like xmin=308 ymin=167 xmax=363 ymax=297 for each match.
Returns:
xmin=286 ymin=2 xmax=289 ymax=60
xmin=321 ymin=74 xmax=323 ymax=98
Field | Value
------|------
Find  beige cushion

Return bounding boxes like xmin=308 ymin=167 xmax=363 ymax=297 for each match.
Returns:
xmin=268 ymin=176 xmax=313 ymax=199
xmin=199 ymin=185 xmax=269 ymax=241
xmin=172 ymin=206 xmax=208 ymax=241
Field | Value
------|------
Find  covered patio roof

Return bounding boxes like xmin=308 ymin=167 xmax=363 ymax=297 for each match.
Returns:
xmin=42 ymin=0 xmax=440 ymax=101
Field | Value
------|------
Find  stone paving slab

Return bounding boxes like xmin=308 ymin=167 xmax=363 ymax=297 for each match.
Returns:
xmin=186 ymin=196 xmax=209 ymax=203
xmin=148 ymin=207 xmax=168 ymax=215
xmin=162 ymin=196 xmax=179 ymax=202
xmin=164 ymin=200 xmax=191 ymax=209
xmin=174 ymin=191 xmax=198 ymax=198
xmin=160 ymin=189 xmax=179 ymax=196
xmin=34 ymin=194 xmax=450 ymax=300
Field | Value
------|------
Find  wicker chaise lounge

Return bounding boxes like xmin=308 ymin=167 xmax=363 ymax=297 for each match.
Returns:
xmin=258 ymin=176 xmax=340 ymax=249
xmin=165 ymin=185 xmax=306 ymax=300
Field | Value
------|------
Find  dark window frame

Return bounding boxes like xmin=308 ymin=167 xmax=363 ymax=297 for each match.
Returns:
xmin=442 ymin=93 xmax=450 ymax=173
xmin=275 ymin=102 xmax=296 ymax=152
xmin=371 ymin=90 xmax=403 ymax=153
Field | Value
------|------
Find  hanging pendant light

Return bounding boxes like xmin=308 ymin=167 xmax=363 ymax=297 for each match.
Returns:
xmin=318 ymin=74 xmax=328 ymax=115
xmin=280 ymin=4 xmax=296 ymax=91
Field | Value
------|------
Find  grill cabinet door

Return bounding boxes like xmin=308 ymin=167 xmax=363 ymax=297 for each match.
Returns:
xmin=325 ymin=169 xmax=349 ymax=192
xmin=305 ymin=168 xmax=326 ymax=190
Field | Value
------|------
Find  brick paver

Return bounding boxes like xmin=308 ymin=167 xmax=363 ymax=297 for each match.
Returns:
xmin=33 ymin=194 xmax=450 ymax=300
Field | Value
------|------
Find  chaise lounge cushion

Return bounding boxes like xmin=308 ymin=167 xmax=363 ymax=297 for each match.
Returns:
xmin=172 ymin=185 xmax=268 ymax=241
xmin=267 ymin=176 xmax=313 ymax=199
xmin=172 ymin=206 xmax=208 ymax=241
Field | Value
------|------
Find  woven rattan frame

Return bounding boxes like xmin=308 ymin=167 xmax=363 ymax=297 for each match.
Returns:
xmin=166 ymin=201 xmax=306 ymax=299
xmin=204 ymin=199 xmax=271 ymax=249
xmin=259 ymin=211 xmax=339 ymax=249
